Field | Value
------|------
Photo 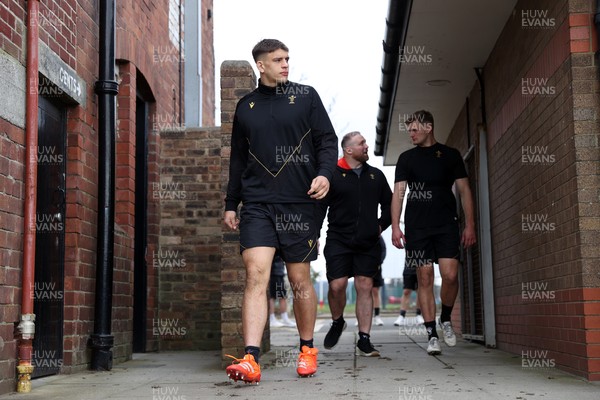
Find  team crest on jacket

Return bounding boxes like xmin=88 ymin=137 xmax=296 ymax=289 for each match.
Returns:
xmin=370 ymin=174 xmax=375 ymax=180
xmin=435 ymin=150 xmax=442 ymax=158
xmin=249 ymin=102 xmax=255 ymax=109
xmin=308 ymin=239 xmax=313 ymax=247
xmin=288 ymin=95 xmax=296 ymax=104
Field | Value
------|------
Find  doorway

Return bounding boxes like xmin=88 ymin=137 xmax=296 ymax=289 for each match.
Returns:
xmin=132 ymin=96 xmax=148 ymax=352
xmin=32 ymin=96 xmax=66 ymax=378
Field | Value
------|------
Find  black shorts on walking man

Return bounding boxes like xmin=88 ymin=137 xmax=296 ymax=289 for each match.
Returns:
xmin=391 ymin=110 xmax=476 ymax=356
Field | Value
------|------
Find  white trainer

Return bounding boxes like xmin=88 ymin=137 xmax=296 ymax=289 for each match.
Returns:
xmin=439 ymin=320 xmax=457 ymax=347
xmin=393 ymin=315 xmax=406 ymax=326
xmin=373 ymin=316 xmax=384 ymax=326
xmin=270 ymin=318 xmax=284 ymax=328
xmin=426 ymin=337 xmax=442 ymax=355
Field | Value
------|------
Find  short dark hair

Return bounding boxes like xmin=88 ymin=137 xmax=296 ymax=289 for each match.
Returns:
xmin=341 ymin=131 xmax=362 ymax=149
xmin=405 ymin=110 xmax=434 ymax=131
xmin=252 ymin=39 xmax=289 ymax=61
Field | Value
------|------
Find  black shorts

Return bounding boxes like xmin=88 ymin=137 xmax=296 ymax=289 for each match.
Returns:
xmin=405 ymin=223 xmax=460 ymax=268
xmin=269 ymin=275 xmax=287 ymax=299
xmin=372 ymin=266 xmax=384 ymax=287
xmin=402 ymin=270 xmax=418 ymax=290
xmin=324 ymin=239 xmax=381 ymax=282
xmin=239 ymin=203 xmax=324 ymax=263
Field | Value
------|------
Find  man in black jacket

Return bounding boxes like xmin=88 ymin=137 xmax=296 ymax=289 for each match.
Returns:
xmin=322 ymin=131 xmax=392 ymax=356
xmin=223 ymin=39 xmax=337 ymax=383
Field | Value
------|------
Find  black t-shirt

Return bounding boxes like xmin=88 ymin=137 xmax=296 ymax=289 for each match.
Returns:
xmin=394 ymin=143 xmax=467 ymax=230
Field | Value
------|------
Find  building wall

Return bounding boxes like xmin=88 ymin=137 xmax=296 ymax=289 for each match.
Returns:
xmin=0 ymin=0 xmax=209 ymax=393
xmin=446 ymin=0 xmax=600 ymax=380
xmin=157 ymin=126 xmax=222 ymax=350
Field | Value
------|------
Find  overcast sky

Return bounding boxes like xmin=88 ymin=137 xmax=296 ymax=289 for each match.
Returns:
xmin=213 ymin=0 xmax=418 ymax=282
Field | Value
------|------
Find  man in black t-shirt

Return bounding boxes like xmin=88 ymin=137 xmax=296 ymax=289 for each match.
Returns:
xmin=391 ymin=110 xmax=476 ymax=356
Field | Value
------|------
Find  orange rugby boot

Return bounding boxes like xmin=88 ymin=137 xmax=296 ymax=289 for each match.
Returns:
xmin=225 ymin=354 xmax=261 ymax=385
xmin=296 ymin=345 xmax=318 ymax=377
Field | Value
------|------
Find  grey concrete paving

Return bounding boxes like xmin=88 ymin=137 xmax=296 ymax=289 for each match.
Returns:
xmin=1 ymin=315 xmax=599 ymax=400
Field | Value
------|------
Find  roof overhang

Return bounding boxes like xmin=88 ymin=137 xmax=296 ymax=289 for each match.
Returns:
xmin=376 ymin=0 xmax=518 ymax=165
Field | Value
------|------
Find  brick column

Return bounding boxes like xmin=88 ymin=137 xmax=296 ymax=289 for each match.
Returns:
xmin=568 ymin=3 xmax=600 ymax=380
xmin=220 ymin=61 xmax=269 ymax=363
xmin=158 ymin=127 xmax=223 ymax=351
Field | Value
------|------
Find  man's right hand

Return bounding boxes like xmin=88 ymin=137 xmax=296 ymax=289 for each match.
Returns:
xmin=224 ymin=211 xmax=239 ymax=230
xmin=391 ymin=227 xmax=406 ymax=249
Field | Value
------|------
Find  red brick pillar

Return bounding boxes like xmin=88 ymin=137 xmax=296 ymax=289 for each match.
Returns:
xmin=220 ymin=61 xmax=269 ymax=363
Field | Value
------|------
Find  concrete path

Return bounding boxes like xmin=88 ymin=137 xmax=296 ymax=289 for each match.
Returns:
xmin=1 ymin=315 xmax=598 ymax=399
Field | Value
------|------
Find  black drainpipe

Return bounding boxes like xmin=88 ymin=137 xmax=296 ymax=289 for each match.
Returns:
xmin=374 ymin=0 xmax=413 ymax=157
xmin=90 ymin=0 xmax=118 ymax=371
xmin=475 ymin=68 xmax=487 ymax=127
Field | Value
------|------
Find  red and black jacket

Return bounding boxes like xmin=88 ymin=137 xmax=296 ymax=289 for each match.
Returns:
xmin=323 ymin=158 xmax=392 ymax=249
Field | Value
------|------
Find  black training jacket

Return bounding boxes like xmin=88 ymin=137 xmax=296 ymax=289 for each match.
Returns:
xmin=324 ymin=159 xmax=392 ymax=249
xmin=225 ymin=80 xmax=338 ymax=211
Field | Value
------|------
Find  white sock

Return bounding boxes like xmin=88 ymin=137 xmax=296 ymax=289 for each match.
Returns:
xmin=270 ymin=313 xmax=276 ymax=321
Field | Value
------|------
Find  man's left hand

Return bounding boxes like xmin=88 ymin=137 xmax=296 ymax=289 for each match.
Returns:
xmin=461 ymin=225 xmax=477 ymax=248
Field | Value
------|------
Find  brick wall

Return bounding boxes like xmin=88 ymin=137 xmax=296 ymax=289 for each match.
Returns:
xmin=219 ymin=61 xmax=270 ymax=363
xmin=445 ymin=89 xmax=483 ymax=337
xmin=157 ymin=126 xmax=222 ymax=350
xmin=0 ymin=0 xmax=186 ymax=392
xmin=568 ymin=0 xmax=600 ymax=380
xmin=444 ymin=0 xmax=600 ymax=380
xmin=0 ymin=117 xmax=25 ymax=395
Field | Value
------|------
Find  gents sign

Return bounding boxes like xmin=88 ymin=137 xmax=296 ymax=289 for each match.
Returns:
xmin=38 ymin=42 xmax=86 ymax=105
